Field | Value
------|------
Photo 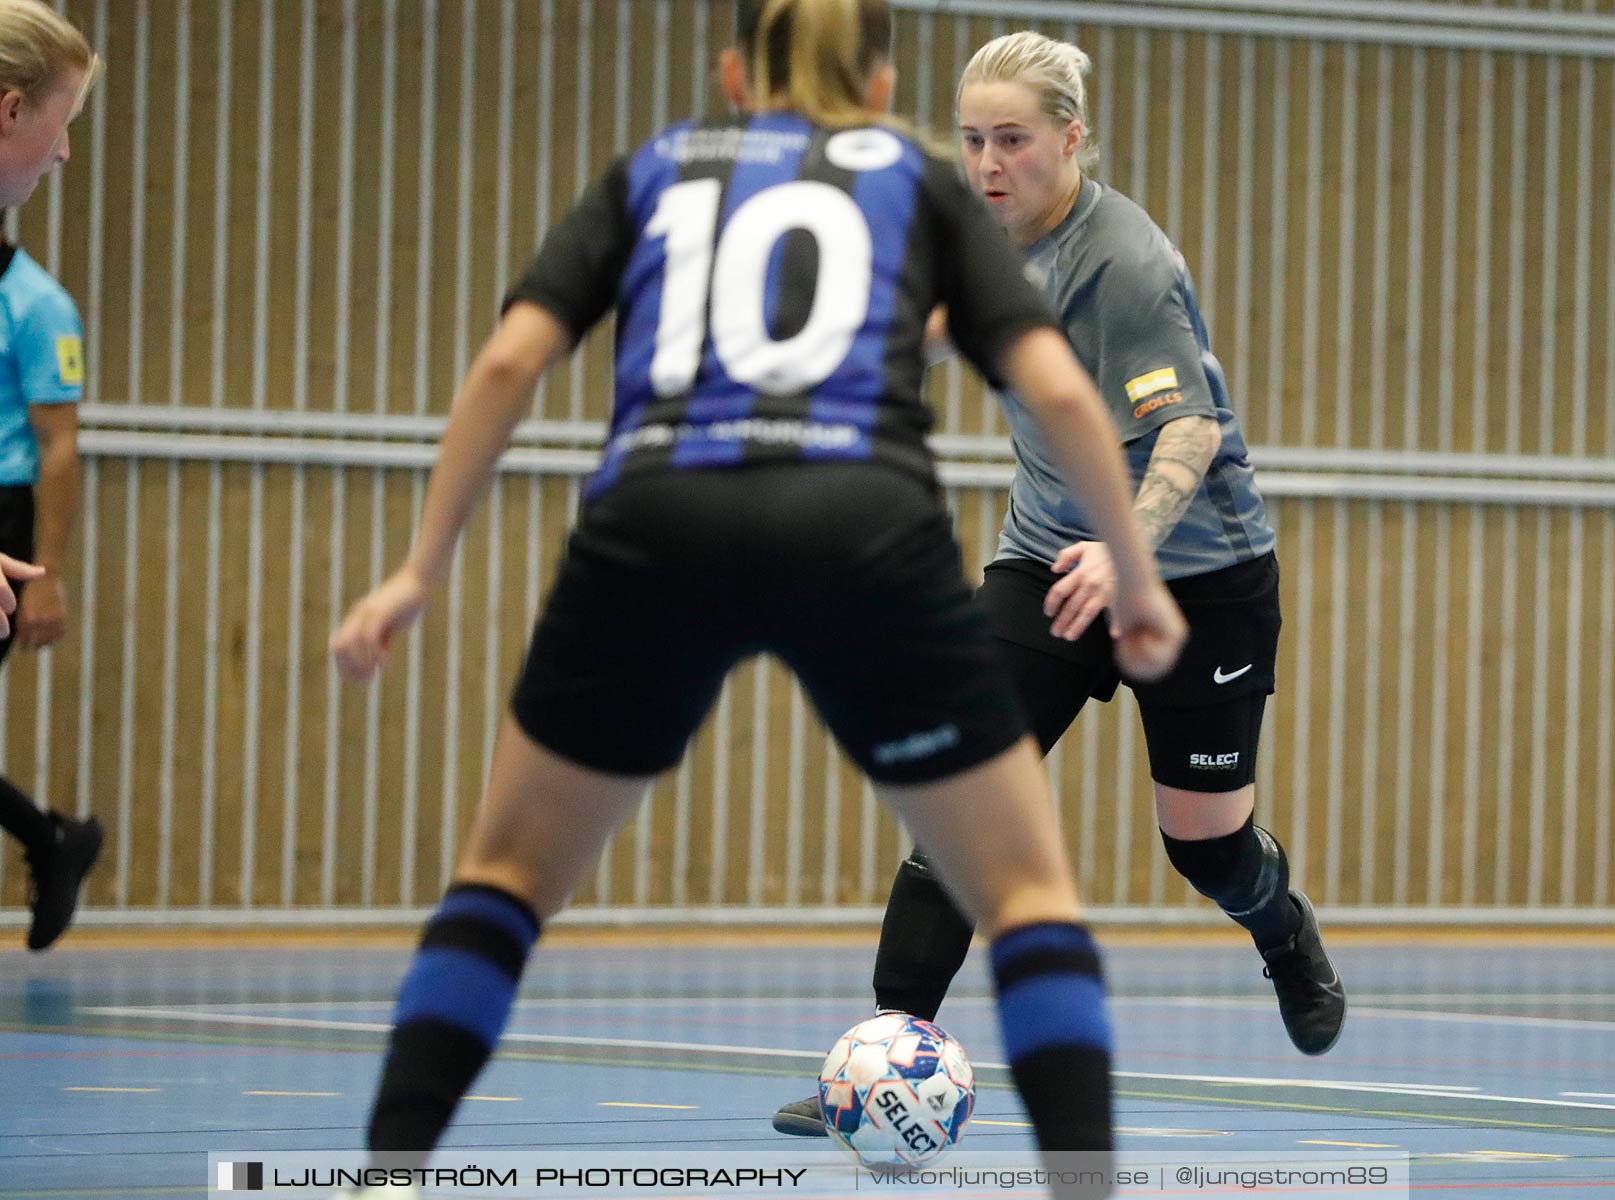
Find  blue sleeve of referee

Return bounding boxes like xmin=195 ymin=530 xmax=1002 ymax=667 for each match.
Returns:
xmin=12 ymin=284 xmax=84 ymax=405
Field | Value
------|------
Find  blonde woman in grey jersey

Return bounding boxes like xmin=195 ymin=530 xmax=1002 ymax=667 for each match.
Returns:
xmin=775 ymin=28 xmax=1344 ymax=1138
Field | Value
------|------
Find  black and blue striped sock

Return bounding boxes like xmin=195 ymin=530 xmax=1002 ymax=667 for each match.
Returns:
xmin=990 ymin=921 xmax=1113 ymax=1153
xmin=367 ymin=883 xmax=541 ymax=1160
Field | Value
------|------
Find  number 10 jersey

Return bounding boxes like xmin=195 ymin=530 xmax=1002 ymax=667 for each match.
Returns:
xmin=504 ymin=111 xmax=1057 ymax=500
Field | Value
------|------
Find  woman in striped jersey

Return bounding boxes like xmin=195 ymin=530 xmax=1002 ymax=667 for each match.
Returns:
xmin=330 ymin=3 xmax=1186 ymax=1194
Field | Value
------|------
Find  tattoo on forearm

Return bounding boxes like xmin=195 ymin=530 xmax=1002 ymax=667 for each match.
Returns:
xmin=1148 ymin=453 xmax=1211 ymax=476
xmin=1135 ymin=476 xmax=1196 ymax=549
xmin=1133 ymin=417 xmax=1218 ymax=549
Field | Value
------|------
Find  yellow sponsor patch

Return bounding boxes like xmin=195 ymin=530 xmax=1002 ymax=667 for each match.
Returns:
xmin=55 ymin=335 xmax=84 ymax=385
xmin=1124 ymin=367 xmax=1179 ymax=403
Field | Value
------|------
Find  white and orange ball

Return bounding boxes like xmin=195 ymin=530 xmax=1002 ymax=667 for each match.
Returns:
xmin=817 ymin=1013 xmax=975 ymax=1168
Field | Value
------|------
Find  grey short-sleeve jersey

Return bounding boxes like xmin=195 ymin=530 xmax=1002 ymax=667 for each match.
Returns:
xmin=995 ymin=178 xmax=1276 ymax=580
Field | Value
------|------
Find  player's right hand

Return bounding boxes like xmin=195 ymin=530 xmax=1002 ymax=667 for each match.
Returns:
xmin=1045 ymin=540 xmax=1115 ymax=641
xmin=331 ymin=566 xmax=432 ymax=683
xmin=1108 ymin=579 xmax=1187 ymax=683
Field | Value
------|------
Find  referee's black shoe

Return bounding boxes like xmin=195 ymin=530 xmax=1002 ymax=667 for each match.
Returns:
xmin=1260 ymin=890 xmax=1346 ymax=1055
xmin=25 ymin=812 xmax=103 ymax=951
xmin=772 ymin=1094 xmax=828 ymax=1137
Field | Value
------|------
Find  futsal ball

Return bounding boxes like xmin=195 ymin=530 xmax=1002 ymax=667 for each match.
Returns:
xmin=818 ymin=1013 xmax=975 ymax=1168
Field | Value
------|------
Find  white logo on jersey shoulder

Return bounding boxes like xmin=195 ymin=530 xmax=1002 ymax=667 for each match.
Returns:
xmin=1213 ymin=663 xmax=1254 ymax=684
xmin=1023 ymin=261 xmax=1048 ymax=289
xmin=825 ymin=128 xmax=905 ymax=172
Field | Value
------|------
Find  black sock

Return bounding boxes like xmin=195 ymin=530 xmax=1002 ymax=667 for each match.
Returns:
xmin=990 ymin=921 xmax=1113 ymax=1156
xmin=367 ymin=883 xmax=540 ymax=1163
xmin=0 ymin=775 xmax=50 ymax=851
xmin=871 ymin=851 xmax=975 ymax=1021
xmin=1161 ymin=816 xmax=1301 ymax=953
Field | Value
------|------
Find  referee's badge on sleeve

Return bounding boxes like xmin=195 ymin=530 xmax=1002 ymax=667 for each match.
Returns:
xmin=55 ymin=335 xmax=84 ymax=385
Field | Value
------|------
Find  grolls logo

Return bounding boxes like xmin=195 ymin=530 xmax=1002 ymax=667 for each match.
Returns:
xmin=1132 ymin=391 xmax=1183 ymax=420
xmin=216 ymin=1162 xmax=265 ymax=1191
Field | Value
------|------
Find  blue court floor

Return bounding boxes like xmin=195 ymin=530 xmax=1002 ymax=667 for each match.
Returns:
xmin=2 ymin=932 xmax=1613 ymax=1198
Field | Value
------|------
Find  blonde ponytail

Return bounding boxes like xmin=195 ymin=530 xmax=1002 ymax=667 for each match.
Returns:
xmin=740 ymin=0 xmax=892 ymax=130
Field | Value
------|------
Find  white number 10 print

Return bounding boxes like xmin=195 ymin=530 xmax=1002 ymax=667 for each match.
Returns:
xmin=645 ymin=179 xmax=874 ymax=398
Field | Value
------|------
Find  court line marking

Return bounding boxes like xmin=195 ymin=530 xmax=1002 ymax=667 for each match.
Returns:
xmin=1113 ymin=998 xmax=1615 ymax=1035
xmin=79 ymin=998 xmax=1615 ymax=1053
xmin=1116 ymin=1071 xmax=1615 ymax=1113
xmin=1117 ymin=1127 xmax=1231 ymax=1138
xmin=80 ymin=1007 xmax=828 ymax=1058
xmin=464 ymin=1095 xmax=521 ymax=1102
xmin=1118 ymin=1072 xmax=1485 ymax=1097
xmin=0 ymin=1190 xmax=203 ymax=1198
xmin=82 ymin=992 xmax=1615 ymax=1010
xmin=1307 ymin=1005 xmax=1615 ymax=1035
xmin=1116 ymin=1087 xmax=1615 ymax=1136
xmin=1401 ymin=1180 xmax=1615 ymax=1191
xmin=85 ymin=993 xmax=1615 ymax=1036
xmin=1565 ymin=1092 xmax=1615 ymax=1099
xmin=73 ymin=1006 xmax=1615 ymax=1117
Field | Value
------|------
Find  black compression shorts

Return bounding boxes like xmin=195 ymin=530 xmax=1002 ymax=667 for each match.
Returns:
xmin=978 ymin=551 xmax=1281 ymax=792
xmin=0 ymin=486 xmax=34 ymax=673
xmin=511 ymin=463 xmax=1029 ymax=784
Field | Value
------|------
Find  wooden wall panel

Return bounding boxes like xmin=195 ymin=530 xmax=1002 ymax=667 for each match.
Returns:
xmin=0 ymin=3 xmax=1608 ymax=915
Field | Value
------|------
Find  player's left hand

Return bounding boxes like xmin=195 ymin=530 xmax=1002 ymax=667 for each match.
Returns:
xmin=14 ymin=572 xmax=66 ymax=649
xmin=1045 ymin=540 xmax=1115 ymax=641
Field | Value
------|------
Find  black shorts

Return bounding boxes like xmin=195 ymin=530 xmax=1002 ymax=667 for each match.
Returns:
xmin=0 ymin=486 xmax=34 ymax=673
xmin=511 ymin=464 xmax=1028 ymax=784
xmin=979 ymin=552 xmax=1280 ymax=793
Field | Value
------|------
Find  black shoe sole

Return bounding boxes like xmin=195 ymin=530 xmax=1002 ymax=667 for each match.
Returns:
xmin=771 ymin=1110 xmax=828 ymax=1137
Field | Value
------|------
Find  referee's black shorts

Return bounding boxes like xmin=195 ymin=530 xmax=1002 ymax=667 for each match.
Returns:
xmin=0 ymin=485 xmax=34 ymax=673
xmin=511 ymin=463 xmax=1029 ymax=784
xmin=979 ymin=551 xmax=1281 ymax=793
